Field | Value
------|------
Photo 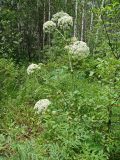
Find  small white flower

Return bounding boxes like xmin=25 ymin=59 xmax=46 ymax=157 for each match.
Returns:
xmin=58 ymin=15 xmax=73 ymax=30
xmin=27 ymin=63 xmax=40 ymax=75
xmin=51 ymin=11 xmax=69 ymax=23
xmin=34 ymin=99 xmax=51 ymax=113
xmin=71 ymin=37 xmax=78 ymax=43
xmin=65 ymin=41 xmax=90 ymax=59
xmin=43 ymin=21 xmax=56 ymax=33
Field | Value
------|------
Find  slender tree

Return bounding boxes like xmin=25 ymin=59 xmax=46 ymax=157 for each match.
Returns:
xmin=74 ymin=0 xmax=78 ymax=37
xmin=17 ymin=0 xmax=21 ymax=60
xmin=90 ymin=0 xmax=94 ymax=31
xmin=81 ymin=1 xmax=85 ymax=41
xmin=48 ymin=0 xmax=51 ymax=46
xmin=43 ymin=1 xmax=46 ymax=48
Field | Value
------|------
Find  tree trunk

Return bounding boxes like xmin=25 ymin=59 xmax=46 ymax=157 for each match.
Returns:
xmin=37 ymin=0 xmax=41 ymax=48
xmin=74 ymin=0 xmax=78 ymax=37
xmin=48 ymin=0 xmax=51 ymax=46
xmin=43 ymin=1 xmax=45 ymax=49
xmin=81 ymin=2 xmax=85 ymax=41
xmin=17 ymin=0 xmax=21 ymax=61
xmin=90 ymin=1 xmax=94 ymax=31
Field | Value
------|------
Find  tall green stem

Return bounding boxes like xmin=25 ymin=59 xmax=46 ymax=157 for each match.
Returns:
xmin=55 ymin=29 xmax=75 ymax=91
xmin=55 ymin=29 xmax=66 ymax=41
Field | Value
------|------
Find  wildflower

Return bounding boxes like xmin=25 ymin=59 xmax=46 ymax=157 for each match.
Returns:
xmin=58 ymin=15 xmax=73 ymax=30
xmin=34 ymin=99 xmax=51 ymax=113
xmin=51 ymin=11 xmax=69 ymax=23
xmin=65 ymin=41 xmax=90 ymax=59
xmin=27 ymin=63 xmax=40 ymax=75
xmin=43 ymin=21 xmax=56 ymax=33
xmin=71 ymin=37 xmax=78 ymax=43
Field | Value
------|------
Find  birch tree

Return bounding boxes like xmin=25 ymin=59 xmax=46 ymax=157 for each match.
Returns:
xmin=48 ymin=0 xmax=51 ymax=46
xmin=90 ymin=0 xmax=94 ymax=31
xmin=43 ymin=1 xmax=46 ymax=48
xmin=74 ymin=0 xmax=78 ymax=37
xmin=81 ymin=1 xmax=85 ymax=41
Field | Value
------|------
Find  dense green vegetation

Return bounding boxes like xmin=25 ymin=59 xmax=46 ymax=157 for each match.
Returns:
xmin=0 ymin=0 xmax=120 ymax=160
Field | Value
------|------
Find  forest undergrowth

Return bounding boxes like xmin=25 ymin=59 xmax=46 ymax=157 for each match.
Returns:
xmin=0 ymin=53 xmax=120 ymax=160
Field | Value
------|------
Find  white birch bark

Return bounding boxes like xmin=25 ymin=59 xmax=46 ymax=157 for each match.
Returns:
xmin=90 ymin=1 xmax=94 ymax=31
xmin=48 ymin=0 xmax=51 ymax=46
xmin=74 ymin=0 xmax=78 ymax=37
xmin=81 ymin=1 xmax=85 ymax=41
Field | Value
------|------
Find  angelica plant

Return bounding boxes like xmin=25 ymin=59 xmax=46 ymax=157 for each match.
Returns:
xmin=58 ymin=15 xmax=73 ymax=30
xmin=43 ymin=21 xmax=56 ymax=33
xmin=27 ymin=63 xmax=41 ymax=75
xmin=65 ymin=41 xmax=90 ymax=59
xmin=51 ymin=11 xmax=69 ymax=23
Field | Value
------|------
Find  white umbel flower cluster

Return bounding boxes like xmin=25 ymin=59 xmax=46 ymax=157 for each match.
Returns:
xmin=27 ymin=63 xmax=40 ymax=75
xmin=34 ymin=99 xmax=51 ymax=113
xmin=58 ymin=15 xmax=73 ymax=30
xmin=43 ymin=21 xmax=56 ymax=33
xmin=43 ymin=11 xmax=73 ymax=33
xmin=51 ymin=11 xmax=69 ymax=23
xmin=65 ymin=41 xmax=90 ymax=59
